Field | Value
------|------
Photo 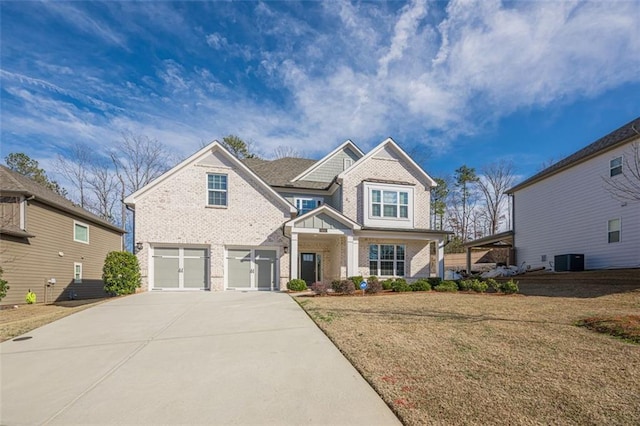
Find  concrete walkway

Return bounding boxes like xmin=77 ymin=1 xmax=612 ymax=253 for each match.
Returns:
xmin=1 ymin=291 xmax=400 ymax=425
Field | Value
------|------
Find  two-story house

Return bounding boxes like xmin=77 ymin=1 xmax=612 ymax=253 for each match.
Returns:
xmin=507 ymin=117 xmax=640 ymax=271
xmin=0 ymin=165 xmax=125 ymax=305
xmin=124 ymin=138 xmax=451 ymax=291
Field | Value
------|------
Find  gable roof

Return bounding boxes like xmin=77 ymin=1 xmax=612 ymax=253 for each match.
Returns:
xmin=124 ymin=142 xmax=297 ymax=213
xmin=241 ymin=157 xmax=329 ymax=189
xmin=0 ymin=165 xmax=125 ymax=234
xmin=509 ymin=116 xmax=640 ymax=193
xmin=284 ymin=204 xmax=361 ymax=231
xmin=291 ymin=140 xmax=364 ymax=182
xmin=337 ymin=137 xmax=437 ymax=187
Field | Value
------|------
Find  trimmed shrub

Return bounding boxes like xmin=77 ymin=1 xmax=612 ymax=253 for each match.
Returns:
xmin=331 ymin=280 xmax=342 ymax=292
xmin=334 ymin=279 xmax=356 ymax=295
xmin=348 ymin=276 xmax=365 ymax=289
xmin=103 ymin=251 xmax=141 ymax=296
xmin=365 ymin=276 xmax=383 ymax=294
xmin=310 ymin=281 xmax=328 ymax=295
xmin=458 ymin=279 xmax=473 ymax=291
xmin=287 ymin=279 xmax=308 ymax=292
xmin=0 ymin=267 xmax=9 ymax=302
xmin=381 ymin=279 xmax=394 ymax=291
xmin=427 ymin=277 xmax=442 ymax=287
xmin=485 ymin=278 xmax=500 ymax=292
xmin=392 ymin=278 xmax=411 ymax=292
xmin=410 ymin=279 xmax=431 ymax=292
xmin=434 ymin=280 xmax=458 ymax=292
xmin=470 ymin=280 xmax=489 ymax=293
xmin=501 ymin=279 xmax=519 ymax=294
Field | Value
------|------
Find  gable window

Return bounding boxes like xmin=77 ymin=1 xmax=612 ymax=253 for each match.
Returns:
xmin=369 ymin=244 xmax=405 ymax=276
xmin=207 ymin=174 xmax=228 ymax=206
xmin=608 ymin=219 xmax=620 ymax=243
xmin=295 ymin=197 xmax=322 ymax=215
xmin=371 ymin=189 xmax=409 ymax=219
xmin=74 ymin=221 xmax=89 ymax=243
xmin=610 ymin=156 xmax=622 ymax=177
xmin=343 ymin=158 xmax=353 ymax=170
xmin=74 ymin=262 xmax=83 ymax=283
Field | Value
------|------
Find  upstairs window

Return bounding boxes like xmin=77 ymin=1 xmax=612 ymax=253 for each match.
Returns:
xmin=295 ymin=197 xmax=322 ymax=215
xmin=74 ymin=221 xmax=89 ymax=243
xmin=371 ymin=189 xmax=409 ymax=219
xmin=207 ymin=174 xmax=228 ymax=206
xmin=0 ymin=196 xmax=21 ymax=227
xmin=608 ymin=219 xmax=620 ymax=243
xmin=369 ymin=244 xmax=405 ymax=276
xmin=343 ymin=158 xmax=353 ymax=170
xmin=610 ymin=156 xmax=622 ymax=177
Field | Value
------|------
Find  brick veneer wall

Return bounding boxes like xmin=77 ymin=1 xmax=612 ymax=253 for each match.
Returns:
xmin=134 ymin=152 xmax=292 ymax=291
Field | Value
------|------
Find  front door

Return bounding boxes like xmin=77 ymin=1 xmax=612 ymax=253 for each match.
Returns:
xmin=300 ymin=253 xmax=317 ymax=285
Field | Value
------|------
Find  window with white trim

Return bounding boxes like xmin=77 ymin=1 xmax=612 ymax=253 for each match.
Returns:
xmin=610 ymin=156 xmax=622 ymax=177
xmin=343 ymin=158 xmax=353 ymax=170
xmin=370 ymin=189 xmax=409 ymax=219
xmin=74 ymin=262 xmax=83 ymax=283
xmin=207 ymin=174 xmax=228 ymax=206
xmin=0 ymin=196 xmax=21 ymax=227
xmin=73 ymin=221 xmax=89 ymax=243
xmin=608 ymin=219 xmax=620 ymax=243
xmin=369 ymin=244 xmax=405 ymax=276
xmin=295 ymin=197 xmax=322 ymax=215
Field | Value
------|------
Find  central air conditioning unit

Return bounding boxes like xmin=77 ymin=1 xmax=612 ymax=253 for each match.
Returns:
xmin=554 ymin=254 xmax=584 ymax=272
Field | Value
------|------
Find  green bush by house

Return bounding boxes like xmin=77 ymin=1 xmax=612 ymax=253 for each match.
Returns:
xmin=103 ymin=251 xmax=141 ymax=296
xmin=0 ymin=267 xmax=9 ymax=302
xmin=287 ymin=279 xmax=307 ymax=291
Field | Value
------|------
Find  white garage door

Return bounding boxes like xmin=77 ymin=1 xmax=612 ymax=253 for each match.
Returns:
xmin=153 ymin=247 xmax=208 ymax=290
xmin=226 ymin=248 xmax=276 ymax=290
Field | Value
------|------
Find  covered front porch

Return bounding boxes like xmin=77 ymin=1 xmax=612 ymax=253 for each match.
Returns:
xmin=284 ymin=206 xmax=450 ymax=284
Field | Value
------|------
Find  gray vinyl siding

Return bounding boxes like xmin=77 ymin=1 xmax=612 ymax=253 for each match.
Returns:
xmin=303 ymin=148 xmax=361 ymax=183
xmin=0 ymin=201 xmax=123 ymax=305
xmin=298 ymin=213 xmax=350 ymax=230
xmin=513 ymin=141 xmax=640 ymax=270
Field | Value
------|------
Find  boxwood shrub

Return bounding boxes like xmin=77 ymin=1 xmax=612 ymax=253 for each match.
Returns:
xmin=392 ymin=278 xmax=411 ymax=292
xmin=434 ymin=280 xmax=458 ymax=292
xmin=287 ymin=278 xmax=307 ymax=292
xmin=381 ymin=278 xmax=395 ymax=290
xmin=410 ymin=279 xmax=431 ymax=292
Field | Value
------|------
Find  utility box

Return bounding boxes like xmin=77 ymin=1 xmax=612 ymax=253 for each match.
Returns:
xmin=554 ymin=254 xmax=585 ymax=272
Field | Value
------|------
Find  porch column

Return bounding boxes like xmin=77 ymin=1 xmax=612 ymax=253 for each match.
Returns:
xmin=290 ymin=232 xmax=299 ymax=280
xmin=346 ymin=234 xmax=355 ymax=277
xmin=437 ymin=239 xmax=445 ymax=279
xmin=352 ymin=236 xmax=359 ymax=276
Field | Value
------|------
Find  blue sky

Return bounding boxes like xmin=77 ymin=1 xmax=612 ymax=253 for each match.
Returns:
xmin=1 ymin=0 xmax=639 ymax=185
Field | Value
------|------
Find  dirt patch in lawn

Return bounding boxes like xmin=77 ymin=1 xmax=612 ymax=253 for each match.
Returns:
xmin=577 ymin=314 xmax=640 ymax=344
xmin=298 ymin=285 xmax=640 ymax=425
xmin=0 ymin=299 xmax=108 ymax=342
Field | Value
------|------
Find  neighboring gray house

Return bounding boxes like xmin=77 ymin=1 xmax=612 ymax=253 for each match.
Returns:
xmin=508 ymin=117 xmax=640 ymax=271
xmin=0 ymin=166 xmax=125 ymax=305
xmin=124 ymin=138 xmax=451 ymax=291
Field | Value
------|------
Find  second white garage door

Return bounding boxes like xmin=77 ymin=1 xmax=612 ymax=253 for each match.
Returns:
xmin=226 ymin=248 xmax=277 ymax=290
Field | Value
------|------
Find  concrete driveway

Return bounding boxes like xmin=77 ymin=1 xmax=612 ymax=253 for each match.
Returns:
xmin=1 ymin=291 xmax=400 ymax=425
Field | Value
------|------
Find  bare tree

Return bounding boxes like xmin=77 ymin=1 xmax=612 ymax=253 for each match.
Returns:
xmin=110 ymin=132 xmax=172 ymax=230
xmin=55 ymin=143 xmax=94 ymax=208
xmin=477 ymin=160 xmax=516 ymax=235
xmin=86 ymin=157 xmax=120 ymax=222
xmin=602 ymin=141 xmax=640 ymax=202
xmin=451 ymin=165 xmax=479 ymax=241
xmin=272 ymin=145 xmax=303 ymax=159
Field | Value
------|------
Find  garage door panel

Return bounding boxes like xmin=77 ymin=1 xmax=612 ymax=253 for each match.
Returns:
xmin=228 ymin=250 xmax=252 ymax=288
xmin=154 ymin=256 xmax=179 ymax=288
xmin=255 ymin=250 xmax=276 ymax=290
xmin=183 ymin=256 xmax=207 ymax=288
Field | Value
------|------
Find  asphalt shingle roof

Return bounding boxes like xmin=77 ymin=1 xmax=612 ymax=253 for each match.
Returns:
xmin=0 ymin=165 xmax=125 ymax=233
xmin=242 ymin=157 xmax=332 ymax=189
xmin=509 ymin=116 xmax=640 ymax=193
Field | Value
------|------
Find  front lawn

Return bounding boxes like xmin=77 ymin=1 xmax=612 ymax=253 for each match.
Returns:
xmin=298 ymin=288 xmax=640 ymax=425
